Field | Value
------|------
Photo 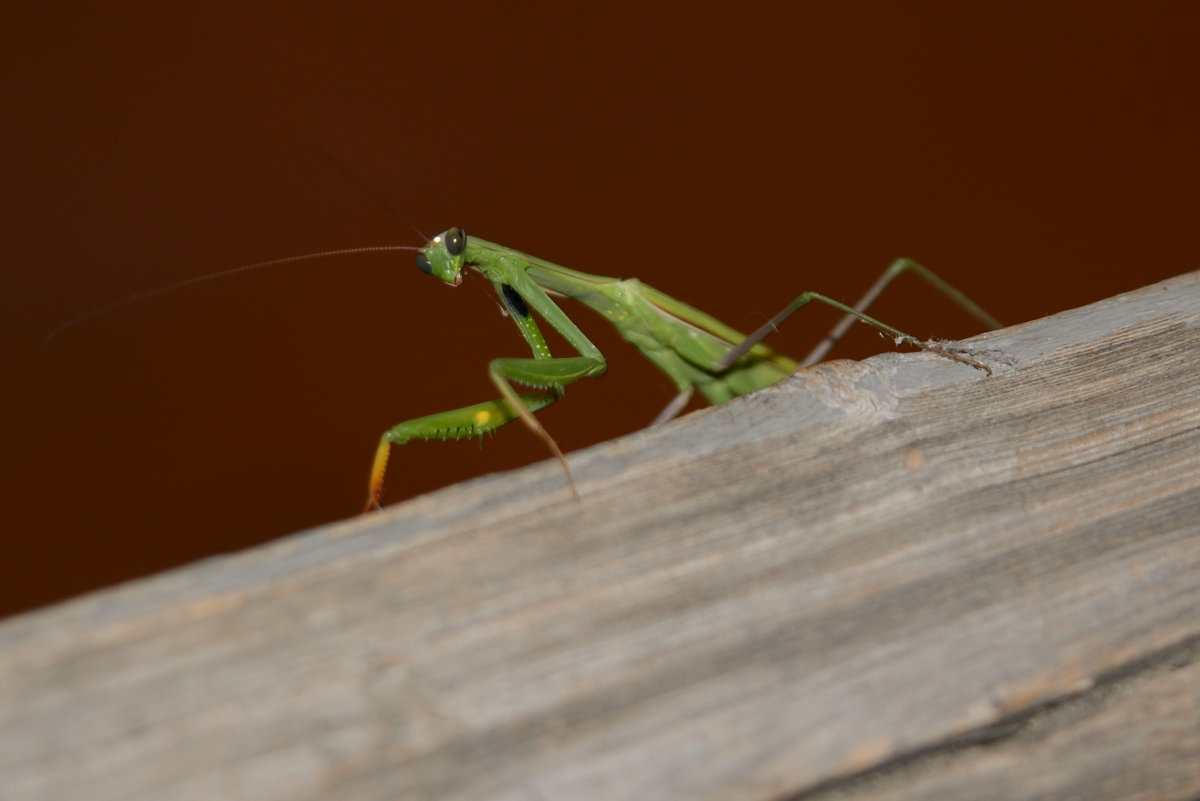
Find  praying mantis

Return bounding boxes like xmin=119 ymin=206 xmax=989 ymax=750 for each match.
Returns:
xmin=45 ymin=222 xmax=1001 ymax=511
xmin=363 ymin=227 xmax=1001 ymax=510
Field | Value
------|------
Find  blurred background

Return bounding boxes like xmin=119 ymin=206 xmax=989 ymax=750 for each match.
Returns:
xmin=6 ymin=3 xmax=1199 ymax=616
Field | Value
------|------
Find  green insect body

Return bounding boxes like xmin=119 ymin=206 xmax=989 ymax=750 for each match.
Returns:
xmin=365 ymin=227 xmax=999 ymax=509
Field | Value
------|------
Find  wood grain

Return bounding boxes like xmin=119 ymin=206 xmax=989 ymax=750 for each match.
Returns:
xmin=3 ymin=272 xmax=1199 ymax=801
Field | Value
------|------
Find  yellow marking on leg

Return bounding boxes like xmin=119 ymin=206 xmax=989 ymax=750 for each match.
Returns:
xmin=473 ymin=409 xmax=492 ymax=428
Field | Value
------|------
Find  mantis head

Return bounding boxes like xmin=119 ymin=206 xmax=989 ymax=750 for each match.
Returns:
xmin=415 ymin=227 xmax=467 ymax=286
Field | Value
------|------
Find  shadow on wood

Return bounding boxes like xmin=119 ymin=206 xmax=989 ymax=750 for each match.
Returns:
xmin=3 ymin=272 xmax=1199 ymax=800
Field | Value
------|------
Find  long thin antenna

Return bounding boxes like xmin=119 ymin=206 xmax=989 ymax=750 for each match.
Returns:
xmin=42 ymin=245 xmax=418 ymax=344
xmin=303 ymin=137 xmax=428 ymax=241
xmin=45 ymin=142 xmax=429 ymax=344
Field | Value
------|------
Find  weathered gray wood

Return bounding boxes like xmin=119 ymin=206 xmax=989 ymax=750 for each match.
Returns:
xmin=3 ymin=272 xmax=1199 ymax=801
xmin=819 ymin=649 xmax=1200 ymax=801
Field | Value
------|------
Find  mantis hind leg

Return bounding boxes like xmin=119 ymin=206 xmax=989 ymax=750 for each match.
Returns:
xmin=717 ymin=258 xmax=1002 ymax=373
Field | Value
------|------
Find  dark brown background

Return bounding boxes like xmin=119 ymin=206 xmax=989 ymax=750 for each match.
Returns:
xmin=6 ymin=3 xmax=1198 ymax=617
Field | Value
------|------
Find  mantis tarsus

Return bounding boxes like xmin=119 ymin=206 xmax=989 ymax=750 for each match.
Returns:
xmin=364 ymin=227 xmax=1001 ymax=510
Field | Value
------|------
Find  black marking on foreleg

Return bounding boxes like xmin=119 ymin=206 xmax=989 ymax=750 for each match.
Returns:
xmin=501 ymin=284 xmax=530 ymax=318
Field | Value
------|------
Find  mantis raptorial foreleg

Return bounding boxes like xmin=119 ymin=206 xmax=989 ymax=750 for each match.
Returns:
xmin=715 ymin=258 xmax=1001 ymax=374
xmin=364 ymin=236 xmax=607 ymax=510
xmin=365 ymin=391 xmax=559 ymax=509
xmin=364 ymin=355 xmax=601 ymax=511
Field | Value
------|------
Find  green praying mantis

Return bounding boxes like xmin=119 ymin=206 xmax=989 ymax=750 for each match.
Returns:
xmin=46 ymin=223 xmax=1002 ymax=511
xmin=363 ymin=227 xmax=1002 ymax=510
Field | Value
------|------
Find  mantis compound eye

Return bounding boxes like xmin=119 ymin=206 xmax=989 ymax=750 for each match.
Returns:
xmin=415 ymin=252 xmax=432 ymax=274
xmin=445 ymin=227 xmax=466 ymax=257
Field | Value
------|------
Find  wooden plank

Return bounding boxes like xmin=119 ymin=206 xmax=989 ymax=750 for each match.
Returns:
xmin=2 ymin=271 xmax=1199 ymax=801
xmin=816 ymin=649 xmax=1200 ymax=801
